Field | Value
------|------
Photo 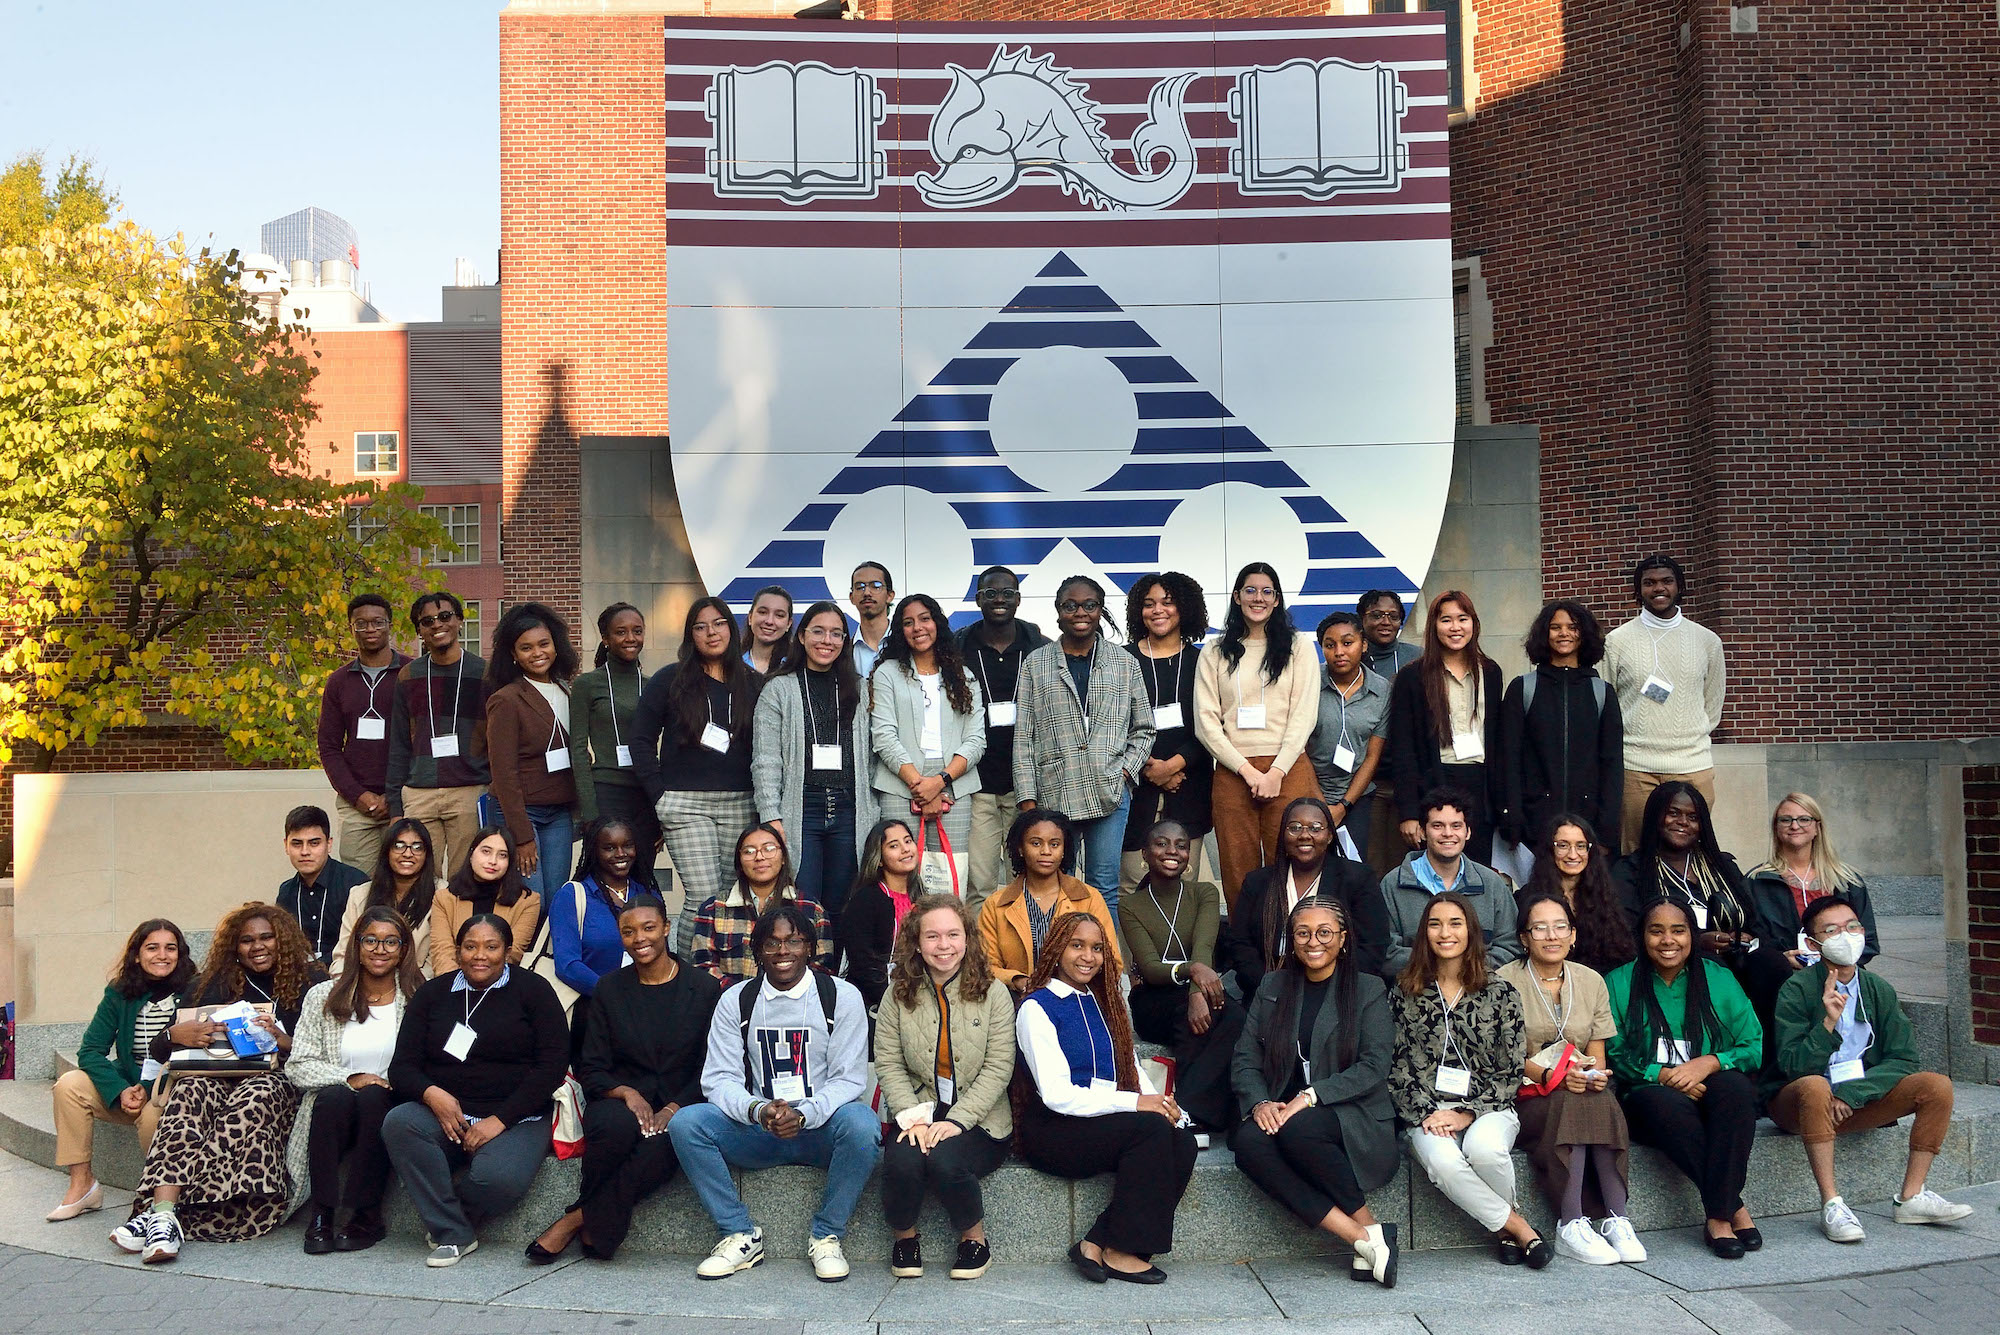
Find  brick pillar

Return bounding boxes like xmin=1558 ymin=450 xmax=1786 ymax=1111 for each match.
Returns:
xmin=1967 ymin=764 xmax=2000 ymax=1047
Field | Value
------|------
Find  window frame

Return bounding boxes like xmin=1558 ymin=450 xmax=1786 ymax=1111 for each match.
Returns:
xmin=354 ymin=430 xmax=400 ymax=476
xmin=417 ymin=502 xmax=481 ymax=566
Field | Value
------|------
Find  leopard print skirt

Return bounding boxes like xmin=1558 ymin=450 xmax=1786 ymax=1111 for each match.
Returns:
xmin=131 ymin=1073 xmax=301 ymax=1242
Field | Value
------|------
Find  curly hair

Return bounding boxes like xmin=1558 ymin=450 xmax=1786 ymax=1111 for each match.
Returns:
xmin=1011 ymin=912 xmax=1140 ymax=1123
xmin=1522 ymin=599 xmax=1606 ymax=669
xmin=197 ymin=903 xmax=318 ymax=1011
xmin=486 ymin=600 xmax=581 ymax=688
xmin=1123 ymin=570 xmax=1209 ymax=644
xmin=1395 ymin=890 xmax=1491 ymax=997
xmin=109 ymin=918 xmax=196 ymax=999
xmin=878 ymin=593 xmax=974 ymax=714
xmin=888 ymin=894 xmax=994 ymax=1010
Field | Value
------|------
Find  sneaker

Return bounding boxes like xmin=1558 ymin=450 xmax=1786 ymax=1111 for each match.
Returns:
xmin=1599 ymin=1216 xmax=1648 ymax=1263
xmin=1557 ymin=1217 xmax=1620 ymax=1265
xmin=140 ymin=1211 xmax=182 ymax=1265
xmin=425 ymin=1239 xmax=478 ymax=1268
xmin=1894 ymin=1189 xmax=1975 ymax=1226
xmin=890 ymin=1234 xmax=922 ymax=1278
xmin=110 ymin=1216 xmax=146 ymax=1254
xmin=696 ymin=1228 xmax=764 ymax=1279
xmin=949 ymin=1238 xmax=991 ymax=1280
xmin=1822 ymin=1196 xmax=1867 ymax=1243
xmin=809 ymin=1233 xmax=851 ymax=1282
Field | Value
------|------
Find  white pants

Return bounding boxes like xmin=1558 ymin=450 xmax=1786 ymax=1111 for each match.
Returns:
xmin=1406 ymin=1108 xmax=1520 ymax=1232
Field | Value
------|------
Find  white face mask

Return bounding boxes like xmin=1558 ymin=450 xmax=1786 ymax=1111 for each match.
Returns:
xmin=1818 ymin=929 xmax=1865 ymax=968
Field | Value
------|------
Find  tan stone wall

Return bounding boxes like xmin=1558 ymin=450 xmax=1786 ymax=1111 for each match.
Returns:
xmin=11 ymin=771 xmax=335 ymax=1027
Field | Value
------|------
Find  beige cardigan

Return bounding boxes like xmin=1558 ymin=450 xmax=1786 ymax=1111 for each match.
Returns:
xmin=874 ymin=973 xmax=1017 ymax=1140
xmin=428 ymin=889 xmax=542 ymax=978
xmin=330 ymin=879 xmax=445 ymax=978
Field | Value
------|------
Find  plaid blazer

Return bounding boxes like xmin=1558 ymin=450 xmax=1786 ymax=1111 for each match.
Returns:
xmin=1011 ymin=638 xmax=1155 ymax=822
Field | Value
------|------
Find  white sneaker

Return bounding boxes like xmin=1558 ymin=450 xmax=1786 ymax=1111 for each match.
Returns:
xmin=425 ymin=1239 xmax=477 ymax=1267
xmin=140 ymin=1211 xmax=182 ymax=1264
xmin=1822 ymin=1196 xmax=1867 ymax=1243
xmin=697 ymin=1228 xmax=764 ymax=1279
xmin=809 ymin=1233 xmax=851 ymax=1282
xmin=110 ymin=1216 xmax=146 ymax=1254
xmin=1599 ymin=1216 xmax=1648 ymax=1263
xmin=1894 ymin=1189 xmax=1975 ymax=1226
xmin=1557 ymin=1217 xmax=1620 ymax=1265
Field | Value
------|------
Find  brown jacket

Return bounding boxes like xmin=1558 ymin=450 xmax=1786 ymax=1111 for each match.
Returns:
xmin=428 ymin=889 xmax=542 ymax=978
xmin=978 ymin=874 xmax=1123 ymax=989
xmin=485 ymin=679 xmax=578 ymax=848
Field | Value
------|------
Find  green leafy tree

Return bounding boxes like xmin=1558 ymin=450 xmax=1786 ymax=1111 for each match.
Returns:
xmin=0 ymin=217 xmax=446 ymax=780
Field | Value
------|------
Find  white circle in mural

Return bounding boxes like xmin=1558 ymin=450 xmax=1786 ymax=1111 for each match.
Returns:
xmin=821 ymin=485 xmax=977 ymax=613
xmin=1158 ymin=482 xmax=1312 ymax=626
xmin=986 ymin=346 xmax=1137 ymax=493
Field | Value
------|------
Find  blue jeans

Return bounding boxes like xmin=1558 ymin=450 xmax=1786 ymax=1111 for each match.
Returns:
xmin=526 ymin=803 xmax=574 ymax=904
xmin=1073 ymin=787 xmax=1132 ymax=923
xmin=668 ymin=1101 xmax=883 ymax=1240
xmin=794 ymin=786 xmax=858 ymax=920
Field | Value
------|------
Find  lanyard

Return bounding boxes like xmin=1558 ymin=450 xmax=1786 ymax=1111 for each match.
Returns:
xmin=971 ymin=646 xmax=1017 ymax=708
xmin=1329 ymin=668 xmax=1365 ymax=754
xmin=1435 ymin=983 xmax=1471 ymax=1070
xmin=1233 ymin=659 xmax=1268 ymax=714
xmin=1144 ymin=878 xmax=1189 ymax=963
xmin=1530 ymin=963 xmax=1572 ymax=1039
xmin=243 ymin=975 xmax=274 ymax=1003
xmin=605 ymin=661 xmax=638 ymax=749
xmin=463 ymin=981 xmax=500 ymax=1027
xmin=428 ymin=656 xmax=465 ymax=744
xmin=1143 ymin=647 xmax=1182 ymax=713
xmin=544 ymin=693 xmax=569 ymax=751
xmin=801 ymin=669 xmax=830 ymax=746
xmin=297 ymin=883 xmax=328 ymax=955
xmin=1287 ymin=868 xmax=1321 ymax=913
xmin=707 ymin=687 xmax=732 ymax=733
xmin=358 ymin=663 xmax=392 ymax=722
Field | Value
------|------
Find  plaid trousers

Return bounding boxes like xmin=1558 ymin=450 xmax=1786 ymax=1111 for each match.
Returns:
xmin=655 ymin=788 xmax=759 ymax=956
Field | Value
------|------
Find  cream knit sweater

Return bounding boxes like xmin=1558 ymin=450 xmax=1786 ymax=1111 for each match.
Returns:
xmin=1602 ymin=613 xmax=1726 ymax=773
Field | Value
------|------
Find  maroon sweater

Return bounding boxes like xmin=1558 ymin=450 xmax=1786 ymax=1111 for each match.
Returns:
xmin=317 ymin=653 xmax=411 ymax=803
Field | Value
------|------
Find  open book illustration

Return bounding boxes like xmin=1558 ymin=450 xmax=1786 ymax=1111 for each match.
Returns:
xmin=1229 ymin=58 xmax=1410 ymax=199
xmin=705 ymin=61 xmax=887 ymax=203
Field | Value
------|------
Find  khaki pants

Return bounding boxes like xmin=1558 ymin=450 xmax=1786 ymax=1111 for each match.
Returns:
xmin=966 ymin=790 xmax=1019 ymax=921
xmin=1769 ymin=1071 xmax=1954 ymax=1154
xmin=401 ymin=784 xmax=487 ymax=877
xmin=1211 ymin=756 xmax=1323 ymax=912
xmin=335 ymin=793 xmax=390 ymax=872
xmin=52 ymin=1069 xmax=162 ymax=1168
xmin=1622 ymin=768 xmax=1715 ymax=853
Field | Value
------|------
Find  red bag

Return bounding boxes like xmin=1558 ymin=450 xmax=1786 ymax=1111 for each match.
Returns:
xmin=911 ymin=810 xmax=962 ymax=898
xmin=1518 ymin=1042 xmax=1578 ymax=1100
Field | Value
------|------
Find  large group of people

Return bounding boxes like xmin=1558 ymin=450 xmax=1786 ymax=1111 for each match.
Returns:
xmin=44 ymin=554 xmax=1976 ymax=1283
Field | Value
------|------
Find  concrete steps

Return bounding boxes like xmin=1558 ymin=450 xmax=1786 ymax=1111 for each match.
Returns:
xmin=5 ymin=1075 xmax=1997 ymax=1263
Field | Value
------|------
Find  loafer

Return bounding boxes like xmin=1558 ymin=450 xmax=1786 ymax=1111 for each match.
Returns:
xmin=1495 ymin=1232 xmax=1524 ymax=1265
xmin=335 ymin=1208 xmax=386 ymax=1252
xmin=1104 ymin=1262 xmax=1168 ymax=1284
xmin=1522 ymin=1236 xmax=1553 ymax=1270
xmin=1737 ymin=1226 xmax=1763 ymax=1252
xmin=1704 ymin=1228 xmax=1746 ymax=1260
xmin=302 ymin=1209 xmax=336 ymax=1255
xmin=1068 ymin=1241 xmax=1107 ymax=1284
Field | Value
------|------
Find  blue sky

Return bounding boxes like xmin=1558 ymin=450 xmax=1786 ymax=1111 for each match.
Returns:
xmin=1 ymin=0 xmax=501 ymax=321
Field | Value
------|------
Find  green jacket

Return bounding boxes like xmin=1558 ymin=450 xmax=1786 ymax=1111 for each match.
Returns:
xmin=1771 ymin=962 xmax=1920 ymax=1107
xmin=1603 ymin=958 xmax=1761 ymax=1087
xmin=76 ymin=984 xmax=186 ymax=1108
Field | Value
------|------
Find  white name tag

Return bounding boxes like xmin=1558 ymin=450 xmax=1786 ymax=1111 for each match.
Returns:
xmin=1656 ymin=1037 xmax=1691 ymax=1067
xmin=1435 ymin=1064 xmax=1472 ymax=1097
xmin=431 ymin=734 xmax=460 ymax=759
xmin=1795 ymin=933 xmax=1821 ymax=964
xmin=1451 ymin=729 xmax=1485 ymax=762
xmin=1332 ymin=742 xmax=1357 ymax=772
xmin=544 ymin=747 xmax=571 ymax=773
xmin=936 ymin=1074 xmax=956 ymax=1105
xmin=1300 ymin=1057 xmax=1312 ymax=1085
xmin=1829 ymin=1058 xmax=1867 ymax=1085
xmin=1153 ymin=701 xmax=1184 ymax=730
xmin=811 ymin=743 xmax=842 ymax=770
xmin=700 ymin=723 xmax=732 ymax=754
xmin=771 ymin=1072 xmax=807 ymax=1103
xmin=1641 ymin=674 xmax=1674 ymax=704
xmin=1089 ymin=1076 xmax=1118 ymax=1093
xmin=355 ymin=716 xmax=386 ymax=741
xmin=1688 ymin=899 xmax=1709 ymax=930
xmin=1236 ymin=704 xmax=1266 ymax=730
xmin=986 ymin=701 xmax=1017 ymax=727
xmin=615 ymin=744 xmax=633 ymax=768
xmin=444 ymin=1022 xmax=478 ymax=1061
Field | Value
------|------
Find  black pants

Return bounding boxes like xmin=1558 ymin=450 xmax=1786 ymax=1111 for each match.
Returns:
xmin=1438 ymin=762 xmax=1493 ymax=865
xmin=1017 ymin=1104 xmax=1198 ymax=1258
xmin=1129 ymin=983 xmax=1244 ymax=1133
xmin=308 ymin=1082 xmax=398 ymax=1212
xmin=1621 ymin=1069 xmax=1757 ymax=1221
xmin=1229 ymin=1105 xmax=1367 ymax=1222
xmin=880 ymin=1126 xmax=1010 ymax=1233
xmin=596 ymin=782 xmax=663 ymax=889
xmin=572 ymin=1098 xmax=683 ymax=1260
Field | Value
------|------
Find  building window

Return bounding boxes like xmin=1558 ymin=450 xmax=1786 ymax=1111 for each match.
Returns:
xmin=355 ymin=431 xmax=399 ymax=475
xmin=459 ymin=600 xmax=481 ymax=654
xmin=418 ymin=503 xmax=480 ymax=565
xmin=1453 ymin=256 xmax=1491 ymax=427
xmin=1367 ymin=0 xmax=1475 ymax=117
xmin=346 ymin=503 xmax=390 ymax=545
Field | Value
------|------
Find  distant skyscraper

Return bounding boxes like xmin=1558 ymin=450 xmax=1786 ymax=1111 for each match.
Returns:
xmin=261 ymin=207 xmax=360 ymax=270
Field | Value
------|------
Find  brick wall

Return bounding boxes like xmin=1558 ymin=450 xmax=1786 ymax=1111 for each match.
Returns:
xmin=1967 ymin=764 xmax=2000 ymax=1046
xmin=299 ymin=327 xmax=410 ymax=484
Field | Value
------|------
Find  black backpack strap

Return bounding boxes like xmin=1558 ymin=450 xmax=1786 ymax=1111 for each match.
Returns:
xmin=738 ymin=973 xmax=761 ymax=1087
xmin=815 ymin=969 xmax=838 ymax=1035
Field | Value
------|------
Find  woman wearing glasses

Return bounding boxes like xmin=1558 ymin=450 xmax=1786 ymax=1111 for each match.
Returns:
xmin=1013 ymin=575 xmax=1155 ymax=922
xmin=1744 ymin=793 xmax=1882 ymax=971
xmin=331 ymin=817 xmax=446 ymax=977
xmin=1227 ymin=796 xmax=1391 ymax=1002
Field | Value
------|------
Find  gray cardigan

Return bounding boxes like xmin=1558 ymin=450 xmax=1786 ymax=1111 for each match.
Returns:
xmin=867 ymin=660 xmax=987 ymax=802
xmin=751 ymin=671 xmax=878 ymax=850
xmin=1231 ymin=968 xmax=1400 ymax=1193
xmin=284 ymin=978 xmax=410 ymax=1218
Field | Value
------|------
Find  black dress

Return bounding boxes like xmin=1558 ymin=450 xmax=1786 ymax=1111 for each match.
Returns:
xmin=1123 ymin=643 xmax=1214 ymax=847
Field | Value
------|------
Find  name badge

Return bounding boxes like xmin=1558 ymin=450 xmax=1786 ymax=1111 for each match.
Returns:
xmin=431 ymin=734 xmax=461 ymax=759
xmin=1795 ymin=932 xmax=1821 ymax=965
xmin=1688 ymin=899 xmax=1709 ymax=930
xmin=1300 ymin=1057 xmax=1312 ymax=1085
xmin=355 ymin=716 xmax=386 ymax=741
xmin=444 ymin=1022 xmax=478 ymax=1061
xmin=1655 ymin=1037 xmax=1691 ymax=1067
xmin=700 ymin=722 xmax=732 ymax=754
xmin=1089 ymin=1076 xmax=1117 ymax=1093
xmin=1451 ymin=729 xmax=1485 ymax=762
xmin=811 ymin=743 xmax=842 ymax=770
xmin=771 ymin=1072 xmax=807 ymax=1103
xmin=1435 ymin=1064 xmax=1472 ymax=1097
xmin=1153 ymin=701 xmax=1184 ymax=730
xmin=936 ymin=1074 xmax=956 ymax=1105
xmin=1236 ymin=704 xmax=1267 ymax=730
xmin=615 ymin=744 xmax=633 ymax=768
xmin=544 ymin=747 xmax=571 ymax=773
xmin=987 ymin=701 xmax=1017 ymax=727
xmin=1332 ymin=742 xmax=1357 ymax=772
xmin=1641 ymin=674 xmax=1674 ymax=704
xmin=1829 ymin=1058 xmax=1867 ymax=1085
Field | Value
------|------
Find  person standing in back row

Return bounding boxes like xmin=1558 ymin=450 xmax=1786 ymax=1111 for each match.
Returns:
xmin=1601 ymin=555 xmax=1726 ymax=853
xmin=317 ymin=594 xmax=411 ymax=872
xmin=570 ymin=603 xmax=660 ymax=888
xmin=956 ymin=566 xmax=1048 ymax=919
xmin=386 ymin=591 xmax=490 ymax=875
xmin=1386 ymin=591 xmax=1503 ymax=866
xmin=1356 ymin=591 xmax=1420 ymax=878
xmin=1497 ymin=600 xmax=1624 ymax=867
xmin=849 ymin=562 xmax=895 ymax=680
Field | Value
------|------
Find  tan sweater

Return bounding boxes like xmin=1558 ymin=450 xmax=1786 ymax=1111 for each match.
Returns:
xmin=1194 ymin=633 xmax=1320 ymax=775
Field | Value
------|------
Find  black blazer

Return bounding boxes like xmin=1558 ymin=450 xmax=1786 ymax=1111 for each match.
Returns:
xmin=1385 ymin=658 xmax=1505 ymax=823
xmin=1496 ymin=665 xmax=1624 ymax=852
xmin=839 ymin=882 xmax=900 ymax=1011
xmin=577 ymin=959 xmax=721 ymax=1108
xmin=1224 ymin=856 xmax=1387 ymax=1000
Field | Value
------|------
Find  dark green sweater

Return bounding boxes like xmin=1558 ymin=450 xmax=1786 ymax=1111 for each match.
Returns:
xmin=77 ymin=984 xmax=187 ymax=1108
xmin=1771 ymin=961 xmax=1920 ymax=1107
xmin=568 ymin=661 xmax=648 ymax=822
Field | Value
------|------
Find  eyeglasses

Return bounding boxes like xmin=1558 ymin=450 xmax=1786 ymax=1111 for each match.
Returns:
xmin=1528 ymin=923 xmax=1574 ymax=939
xmin=1812 ymin=922 xmax=1866 ymax=942
xmin=1285 ymin=821 xmax=1329 ymax=836
xmin=1239 ymin=586 xmax=1278 ymax=600
xmin=351 ymin=618 xmax=390 ymax=631
xmin=1775 ymin=816 xmax=1819 ymax=828
xmin=762 ymin=936 xmax=810 ymax=953
xmin=976 ymin=588 xmax=1019 ymax=602
xmin=742 ymin=844 xmax=783 ymax=858
xmin=359 ymin=935 xmax=404 ymax=951
xmin=1056 ymin=599 xmax=1101 ymax=614
xmin=1362 ymin=608 xmax=1403 ymax=622
xmin=691 ymin=619 xmax=731 ymax=634
xmin=803 ymin=627 xmax=846 ymax=642
xmin=416 ymin=612 xmax=457 ymax=628
xmin=389 ymin=841 xmax=427 ymax=854
xmin=1291 ymin=927 xmax=1342 ymax=945
xmin=851 ymin=579 xmax=887 ymax=592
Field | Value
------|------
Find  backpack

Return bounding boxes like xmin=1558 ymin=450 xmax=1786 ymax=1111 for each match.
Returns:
xmin=1521 ymin=672 xmax=1607 ymax=718
xmin=737 ymin=969 xmax=840 ymax=1089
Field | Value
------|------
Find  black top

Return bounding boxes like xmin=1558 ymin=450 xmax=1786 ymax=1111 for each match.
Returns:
xmin=956 ymin=619 xmax=1048 ymax=793
xmin=278 ymin=860 xmax=369 ymax=966
xmin=577 ymin=958 xmax=722 ymax=1107
xmin=629 ymin=663 xmax=755 ymax=800
xmin=1123 ymin=642 xmax=1215 ymax=847
xmin=800 ymin=665 xmax=852 ymax=792
xmin=839 ymin=882 xmax=901 ymax=1010
xmin=390 ymin=967 xmax=570 ymax=1126
xmin=1278 ymin=977 xmax=1333 ymax=1101
xmin=1496 ymin=665 xmax=1625 ymax=853
xmin=1064 ymin=650 xmax=1092 ymax=706
xmin=1225 ymin=857 xmax=1388 ymax=999
xmin=1385 ymin=658 xmax=1505 ymax=823
xmin=1611 ymin=849 xmax=1761 ymax=944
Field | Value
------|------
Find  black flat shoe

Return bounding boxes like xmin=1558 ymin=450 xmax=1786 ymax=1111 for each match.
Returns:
xmin=333 ymin=1207 xmax=385 ymax=1252
xmin=302 ymin=1209 xmax=335 ymax=1255
xmin=1104 ymin=1262 xmax=1168 ymax=1285
xmin=1495 ymin=1232 xmax=1524 ymax=1265
xmin=1523 ymin=1236 xmax=1553 ymax=1270
xmin=1376 ymin=1223 xmax=1399 ymax=1290
xmin=1704 ymin=1227 xmax=1746 ymax=1260
xmin=949 ymin=1238 xmax=991 ymax=1280
xmin=1068 ymin=1241 xmax=1107 ymax=1284
xmin=1737 ymin=1226 xmax=1763 ymax=1252
xmin=525 ymin=1228 xmax=574 ymax=1265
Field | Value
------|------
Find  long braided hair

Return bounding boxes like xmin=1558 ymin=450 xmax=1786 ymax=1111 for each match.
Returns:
xmin=1010 ymin=912 xmax=1140 ymax=1124
xmin=1259 ymin=895 xmax=1361 ymax=1095
xmin=1260 ymin=794 xmax=1338 ymax=973
xmin=197 ymin=902 xmax=317 ymax=1011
